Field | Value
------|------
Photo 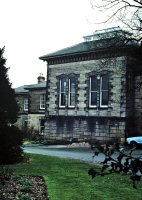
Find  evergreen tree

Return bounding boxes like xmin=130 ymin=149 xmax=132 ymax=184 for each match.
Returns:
xmin=0 ymin=47 xmax=19 ymax=126
xmin=0 ymin=47 xmax=23 ymax=164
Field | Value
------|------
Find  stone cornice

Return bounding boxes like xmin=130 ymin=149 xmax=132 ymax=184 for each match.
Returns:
xmin=46 ymin=46 xmax=139 ymax=65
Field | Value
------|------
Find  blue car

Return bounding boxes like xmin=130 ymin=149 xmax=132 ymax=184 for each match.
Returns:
xmin=127 ymin=136 xmax=142 ymax=147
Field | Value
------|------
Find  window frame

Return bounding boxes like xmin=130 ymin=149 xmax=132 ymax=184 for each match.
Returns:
xmin=59 ymin=75 xmax=77 ymax=108
xmin=99 ymin=75 xmax=109 ymax=108
xmin=89 ymin=73 xmax=109 ymax=108
xmin=39 ymin=119 xmax=45 ymax=135
xmin=68 ymin=78 xmax=75 ymax=108
xmin=40 ymin=93 xmax=46 ymax=110
xmin=59 ymin=79 xmax=66 ymax=108
xmin=89 ymin=76 xmax=97 ymax=108
xmin=24 ymin=98 xmax=28 ymax=111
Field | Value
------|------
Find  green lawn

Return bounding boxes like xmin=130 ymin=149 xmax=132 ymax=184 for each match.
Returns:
xmin=9 ymin=154 xmax=142 ymax=200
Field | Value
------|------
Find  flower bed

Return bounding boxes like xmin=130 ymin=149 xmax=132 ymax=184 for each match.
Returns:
xmin=0 ymin=175 xmax=49 ymax=200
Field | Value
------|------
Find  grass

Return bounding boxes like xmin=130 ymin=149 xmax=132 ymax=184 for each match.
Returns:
xmin=8 ymin=153 xmax=142 ymax=200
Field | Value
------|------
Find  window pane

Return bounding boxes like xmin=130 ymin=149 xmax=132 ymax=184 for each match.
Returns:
xmin=91 ymin=92 xmax=97 ymax=105
xmin=61 ymin=78 xmax=67 ymax=92
xmin=101 ymin=75 xmax=108 ymax=90
xmin=69 ymin=78 xmax=76 ymax=106
xmin=70 ymin=92 xmax=75 ymax=106
xmin=39 ymin=119 xmax=45 ymax=135
xmin=90 ymin=76 xmax=97 ymax=106
xmin=70 ymin=78 xmax=76 ymax=93
xmin=100 ymin=75 xmax=109 ymax=106
xmin=91 ymin=76 xmax=97 ymax=91
xmin=61 ymin=93 xmax=66 ymax=106
xmin=24 ymin=98 xmax=28 ymax=111
xmin=59 ymin=78 xmax=67 ymax=107
xmin=101 ymin=91 xmax=109 ymax=105
xmin=40 ymin=94 xmax=45 ymax=109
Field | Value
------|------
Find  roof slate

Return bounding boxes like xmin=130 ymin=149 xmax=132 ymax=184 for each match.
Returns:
xmin=15 ymin=85 xmax=29 ymax=94
xmin=15 ymin=81 xmax=46 ymax=94
xmin=39 ymin=38 xmax=127 ymax=60
xmin=39 ymin=42 xmax=88 ymax=60
xmin=25 ymin=81 xmax=46 ymax=90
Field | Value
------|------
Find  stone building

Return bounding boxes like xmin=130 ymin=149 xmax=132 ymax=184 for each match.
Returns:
xmin=39 ymin=27 xmax=142 ymax=143
xmin=15 ymin=74 xmax=46 ymax=136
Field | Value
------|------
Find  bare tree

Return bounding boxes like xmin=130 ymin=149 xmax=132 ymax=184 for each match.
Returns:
xmin=90 ymin=0 xmax=142 ymax=40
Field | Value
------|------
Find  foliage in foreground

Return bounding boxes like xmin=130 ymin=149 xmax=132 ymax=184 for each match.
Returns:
xmin=89 ymin=143 xmax=142 ymax=189
xmin=0 ymin=47 xmax=19 ymax=126
xmin=0 ymin=47 xmax=23 ymax=165
xmin=4 ymin=153 xmax=142 ymax=200
xmin=0 ymin=125 xmax=23 ymax=164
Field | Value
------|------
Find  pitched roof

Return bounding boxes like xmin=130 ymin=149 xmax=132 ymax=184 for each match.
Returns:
xmin=39 ymin=37 xmax=131 ymax=61
xmin=15 ymin=81 xmax=46 ymax=94
xmin=25 ymin=81 xmax=46 ymax=90
xmin=15 ymin=85 xmax=29 ymax=94
xmin=39 ymin=42 xmax=88 ymax=60
xmin=39 ymin=40 xmax=111 ymax=60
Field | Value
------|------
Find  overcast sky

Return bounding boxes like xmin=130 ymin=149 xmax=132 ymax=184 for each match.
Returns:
xmin=0 ymin=0 xmax=115 ymax=88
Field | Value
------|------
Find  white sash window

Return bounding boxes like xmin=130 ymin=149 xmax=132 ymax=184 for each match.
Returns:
xmin=24 ymin=98 xmax=28 ymax=111
xmin=89 ymin=74 xmax=109 ymax=108
xmin=59 ymin=77 xmax=76 ymax=108
xmin=40 ymin=94 xmax=45 ymax=109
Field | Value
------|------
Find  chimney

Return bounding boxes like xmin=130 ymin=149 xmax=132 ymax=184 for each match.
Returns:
xmin=37 ymin=73 xmax=45 ymax=83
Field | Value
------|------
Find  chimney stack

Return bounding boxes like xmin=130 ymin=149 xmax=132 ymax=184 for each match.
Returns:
xmin=37 ymin=73 xmax=45 ymax=83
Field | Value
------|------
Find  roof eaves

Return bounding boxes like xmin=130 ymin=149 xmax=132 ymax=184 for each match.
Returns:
xmin=39 ymin=51 xmax=86 ymax=60
xmin=24 ymin=81 xmax=46 ymax=90
xmin=39 ymin=40 xmax=138 ymax=61
xmin=39 ymin=41 xmax=86 ymax=60
xmin=27 ymin=87 xmax=46 ymax=90
xmin=15 ymin=91 xmax=28 ymax=95
xmin=39 ymin=47 xmax=114 ymax=61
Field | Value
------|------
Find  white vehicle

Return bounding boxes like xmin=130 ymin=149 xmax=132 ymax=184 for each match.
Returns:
xmin=127 ymin=136 xmax=142 ymax=147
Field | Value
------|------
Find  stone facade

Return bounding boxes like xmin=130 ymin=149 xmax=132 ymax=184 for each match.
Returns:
xmin=15 ymin=75 xmax=46 ymax=137
xmin=43 ymin=57 xmax=127 ymax=143
xmin=39 ymin=27 xmax=142 ymax=143
xmin=126 ymin=69 xmax=142 ymax=135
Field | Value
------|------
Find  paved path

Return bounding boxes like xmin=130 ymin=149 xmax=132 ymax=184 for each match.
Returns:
xmin=24 ymin=145 xmax=105 ymax=164
xmin=24 ymin=145 xmax=142 ymax=164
